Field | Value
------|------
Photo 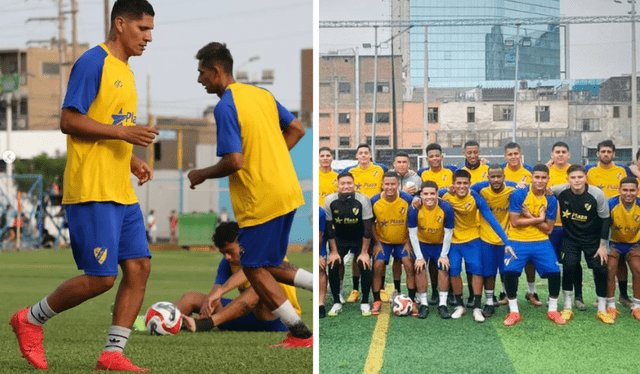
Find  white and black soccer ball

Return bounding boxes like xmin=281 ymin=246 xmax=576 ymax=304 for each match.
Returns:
xmin=392 ymin=294 xmax=413 ymax=316
xmin=145 ymin=302 xmax=182 ymax=335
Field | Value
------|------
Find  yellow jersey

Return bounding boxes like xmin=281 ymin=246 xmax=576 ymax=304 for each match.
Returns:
xmin=319 ymin=168 xmax=338 ymax=207
xmin=420 ymin=167 xmax=455 ymax=189
xmin=461 ymin=164 xmax=490 ymax=185
xmin=370 ymin=191 xmax=414 ymax=245
xmin=586 ymin=162 xmax=631 ymax=199
xmin=347 ymin=163 xmax=386 ymax=198
xmin=507 ymin=187 xmax=557 ymax=242
xmin=472 ymin=181 xmax=517 ymax=245
xmin=609 ymin=196 xmax=640 ymax=247
xmin=407 ymin=199 xmax=455 ymax=244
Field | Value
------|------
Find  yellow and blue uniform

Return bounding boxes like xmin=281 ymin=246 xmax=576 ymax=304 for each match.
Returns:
xmin=62 ymin=44 xmax=149 ymax=276
xmin=461 ymin=164 xmax=490 ymax=185
xmin=609 ymin=196 xmax=640 ymax=255
xmin=214 ymin=257 xmax=299 ymax=331
xmin=370 ymin=191 xmax=414 ymax=264
xmin=319 ymin=207 xmax=328 ymax=257
xmin=407 ymin=199 xmax=455 ymax=263
xmin=548 ymin=163 xmax=570 ymax=258
xmin=215 ymin=82 xmax=304 ymax=268
xmin=319 ymin=169 xmax=338 ymax=207
xmin=503 ymin=187 xmax=560 ymax=277
xmin=440 ymin=189 xmax=511 ymax=277
xmin=418 ymin=166 xmax=456 ymax=188
xmin=346 ymin=163 xmax=387 ymax=198
xmin=502 ymin=163 xmax=533 ymax=184
xmin=586 ymin=162 xmax=632 ymax=199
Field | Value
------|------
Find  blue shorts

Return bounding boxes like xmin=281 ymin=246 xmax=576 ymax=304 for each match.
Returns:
xmin=610 ymin=242 xmax=633 ymax=257
xmin=480 ymin=240 xmax=504 ymax=278
xmin=217 ymin=298 xmax=288 ymax=332
xmin=549 ymin=226 xmax=563 ymax=261
xmin=418 ymin=242 xmax=442 ymax=263
xmin=239 ymin=210 xmax=296 ymax=268
xmin=66 ymin=202 xmax=150 ymax=277
xmin=503 ymin=240 xmax=560 ymax=278
xmin=320 ymin=236 xmax=328 ymax=258
xmin=375 ymin=243 xmax=409 ymax=264
xmin=449 ymin=239 xmax=482 ymax=277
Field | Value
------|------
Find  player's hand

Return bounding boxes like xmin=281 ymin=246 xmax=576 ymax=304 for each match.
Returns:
xmin=516 ymin=181 xmax=527 ymax=189
xmin=319 ymin=256 xmax=327 ymax=271
xmin=181 ymin=315 xmax=196 ymax=332
xmin=437 ymin=256 xmax=450 ymax=271
xmin=545 ymin=159 xmax=554 ymax=168
xmin=411 ymin=196 xmax=422 ymax=210
xmin=327 ymin=251 xmax=341 ymax=269
xmin=131 ymin=157 xmax=153 ymax=186
xmin=357 ymin=253 xmax=371 ymax=270
xmin=188 ymin=169 xmax=206 ymax=190
xmin=594 ymin=245 xmax=608 ymax=265
xmin=520 ymin=205 xmax=532 ymax=218
xmin=120 ymin=125 xmax=159 ymax=147
xmin=504 ymin=246 xmax=517 ymax=266
xmin=414 ymin=258 xmax=427 ymax=273
xmin=404 ymin=184 xmax=417 ymax=195
xmin=537 ymin=205 xmax=547 ymax=222
xmin=373 ymin=244 xmax=383 ymax=256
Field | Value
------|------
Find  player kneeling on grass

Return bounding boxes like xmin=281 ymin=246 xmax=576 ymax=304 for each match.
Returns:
xmin=178 ymin=222 xmax=302 ymax=333
xmin=502 ymin=164 xmax=565 ymax=327
xmin=606 ymin=177 xmax=640 ymax=321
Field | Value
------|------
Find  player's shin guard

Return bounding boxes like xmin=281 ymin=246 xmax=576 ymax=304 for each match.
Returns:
xmin=359 ymin=263 xmax=372 ymax=304
xmin=328 ymin=263 xmax=342 ymax=304
xmin=548 ymin=273 xmax=561 ymax=299
xmin=503 ymin=272 xmax=519 ymax=300
xmin=594 ymin=266 xmax=608 ymax=298
xmin=574 ymin=263 xmax=584 ymax=298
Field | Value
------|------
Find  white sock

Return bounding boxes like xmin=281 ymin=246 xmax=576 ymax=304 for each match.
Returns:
xmin=501 ymin=284 xmax=506 ymax=293
xmin=439 ymin=291 xmax=448 ymax=306
xmin=634 ymin=298 xmax=640 ymax=309
xmin=527 ymin=282 xmax=537 ymax=294
xmin=597 ymin=296 xmax=607 ymax=312
xmin=508 ymin=298 xmax=519 ymax=313
xmin=548 ymin=297 xmax=558 ymax=312
xmin=563 ymin=290 xmax=573 ymax=310
xmin=104 ymin=325 xmax=131 ymax=353
xmin=607 ymin=297 xmax=616 ymax=309
xmin=293 ymin=269 xmax=313 ymax=291
xmin=485 ymin=290 xmax=494 ymax=305
xmin=27 ymin=297 xmax=57 ymax=326
xmin=273 ymin=300 xmax=312 ymax=339
xmin=419 ymin=292 xmax=428 ymax=305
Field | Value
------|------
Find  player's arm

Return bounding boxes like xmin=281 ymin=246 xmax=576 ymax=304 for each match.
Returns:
xmin=130 ymin=153 xmax=153 ymax=186
xmin=475 ymin=192 xmax=511 ymax=247
xmin=282 ymin=118 xmax=305 ymax=150
xmin=371 ymin=220 xmax=383 ymax=256
xmin=188 ymin=152 xmax=243 ymax=189
xmin=358 ymin=219 xmax=372 ymax=270
xmin=594 ymin=189 xmax=612 ymax=265
xmin=60 ymin=108 xmax=159 ymax=146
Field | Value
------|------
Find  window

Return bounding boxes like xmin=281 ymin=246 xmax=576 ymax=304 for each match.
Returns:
xmin=319 ymin=136 xmax=331 ymax=141
xmin=536 ymin=106 xmax=550 ymax=122
xmin=581 ymin=119 xmax=599 ymax=132
xmin=613 ymin=106 xmax=620 ymax=118
xmin=339 ymin=137 xmax=350 ymax=147
xmin=364 ymin=82 xmax=390 ymax=93
xmin=428 ymin=108 xmax=438 ymax=123
xmin=42 ymin=62 xmax=60 ymax=75
xmin=365 ymin=112 xmax=390 ymax=124
xmin=629 ymin=106 xmax=633 ymax=118
xmin=338 ymin=113 xmax=350 ymax=124
xmin=493 ymin=105 xmax=513 ymax=121
xmin=467 ymin=107 xmax=475 ymax=123
xmin=365 ymin=136 xmax=390 ymax=146
xmin=319 ymin=112 xmax=330 ymax=118
xmin=338 ymin=82 xmax=351 ymax=93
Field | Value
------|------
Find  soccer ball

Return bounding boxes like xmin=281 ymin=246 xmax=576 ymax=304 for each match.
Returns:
xmin=392 ymin=294 xmax=413 ymax=316
xmin=145 ymin=302 xmax=182 ymax=335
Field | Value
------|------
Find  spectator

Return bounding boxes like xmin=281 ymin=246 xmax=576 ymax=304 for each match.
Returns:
xmin=147 ymin=210 xmax=157 ymax=244
xmin=169 ymin=210 xmax=178 ymax=244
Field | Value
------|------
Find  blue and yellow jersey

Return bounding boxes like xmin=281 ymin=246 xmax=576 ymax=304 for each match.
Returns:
xmin=502 ymin=164 xmax=533 ymax=184
xmin=215 ymin=257 xmax=301 ymax=315
xmin=319 ymin=168 xmax=338 ymax=207
xmin=407 ymin=199 xmax=455 ymax=244
xmin=319 ymin=207 xmax=328 ymax=256
xmin=586 ymin=162 xmax=632 ymax=199
xmin=609 ymin=196 xmax=640 ymax=248
xmin=508 ymin=186 xmax=557 ymax=242
xmin=461 ymin=164 xmax=490 ymax=185
xmin=471 ymin=181 xmax=517 ymax=245
xmin=346 ymin=163 xmax=387 ymax=198
xmin=215 ymin=82 xmax=304 ymax=228
xmin=370 ymin=191 xmax=414 ymax=245
xmin=549 ymin=163 xmax=570 ymax=227
xmin=419 ymin=166 xmax=456 ymax=188
xmin=62 ymin=44 xmax=138 ymax=205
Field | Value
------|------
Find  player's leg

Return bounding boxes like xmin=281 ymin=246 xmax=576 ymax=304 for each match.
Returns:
xmin=463 ymin=240 xmax=485 ymax=322
xmin=437 ymin=265 xmax=452 ymax=319
xmin=371 ymin=246 xmax=388 ymax=316
xmin=626 ymin=245 xmax=640 ymax=319
xmin=399 ymin=248 xmax=417 ymax=317
xmin=266 ymin=261 xmax=312 ymax=291
xmin=327 ymin=248 xmax=347 ymax=315
xmin=606 ymin=246 xmax=621 ymax=318
xmin=174 ymin=292 xmax=209 ymax=317
xmin=560 ymin=239 xmax=581 ymax=321
xmin=524 ymin=262 xmax=542 ymax=306
xmin=448 ymin=244 xmax=466 ymax=318
xmin=585 ymin=246 xmax=613 ymax=324
xmin=348 ymin=254 xmax=361 ymax=302
xmin=617 ymin=256 xmax=632 ymax=307
xmin=319 ymin=256 xmax=328 ymax=318
xmin=428 ymin=257 xmax=439 ymax=305
xmin=530 ymin=241 xmax=564 ymax=325
xmin=392 ymin=257 xmax=403 ymax=299
xmin=358 ymin=244 xmax=374 ymax=316
xmin=502 ymin=241 xmax=530 ymax=326
xmin=480 ymin=241 xmax=500 ymax=317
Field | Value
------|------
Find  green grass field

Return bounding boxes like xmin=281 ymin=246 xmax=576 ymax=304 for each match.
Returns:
xmin=1 ymin=249 xmax=312 ymax=373
xmin=320 ymin=259 xmax=639 ymax=374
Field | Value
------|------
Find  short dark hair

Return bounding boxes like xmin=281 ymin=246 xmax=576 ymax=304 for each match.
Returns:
xmin=636 ymin=148 xmax=640 ymax=161
xmin=426 ymin=143 xmax=442 ymax=154
xmin=337 ymin=171 xmax=354 ymax=181
xmin=532 ymin=164 xmax=549 ymax=174
xmin=597 ymin=139 xmax=615 ymax=152
xmin=213 ymin=221 xmax=239 ymax=248
xmin=567 ymin=164 xmax=586 ymax=175
xmin=421 ymin=180 xmax=439 ymax=191
xmin=504 ymin=142 xmax=521 ymax=151
xmin=464 ymin=140 xmax=479 ymax=149
xmin=552 ymin=141 xmax=569 ymax=152
xmin=196 ymin=42 xmax=234 ymax=74
xmin=356 ymin=143 xmax=371 ymax=153
xmin=383 ymin=171 xmax=399 ymax=181
xmin=111 ymin=0 xmax=154 ymax=26
xmin=319 ymin=146 xmax=332 ymax=154
xmin=620 ymin=176 xmax=638 ymax=188
xmin=395 ymin=151 xmax=410 ymax=160
xmin=453 ymin=169 xmax=471 ymax=182
xmin=488 ymin=163 xmax=504 ymax=172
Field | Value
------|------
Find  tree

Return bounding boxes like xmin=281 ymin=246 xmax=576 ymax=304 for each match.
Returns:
xmin=13 ymin=153 xmax=66 ymax=195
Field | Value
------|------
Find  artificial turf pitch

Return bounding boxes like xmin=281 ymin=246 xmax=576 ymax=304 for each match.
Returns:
xmin=320 ymin=259 xmax=640 ymax=374
xmin=1 ymin=249 xmax=312 ymax=373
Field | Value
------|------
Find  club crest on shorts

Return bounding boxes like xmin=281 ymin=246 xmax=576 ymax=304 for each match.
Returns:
xmin=94 ymin=247 xmax=108 ymax=265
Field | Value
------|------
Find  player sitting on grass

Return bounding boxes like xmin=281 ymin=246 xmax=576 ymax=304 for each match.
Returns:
xmin=179 ymin=222 xmax=301 ymax=333
xmin=606 ymin=177 xmax=640 ymax=322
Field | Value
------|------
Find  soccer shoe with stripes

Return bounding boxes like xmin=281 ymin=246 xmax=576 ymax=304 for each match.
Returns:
xmin=268 ymin=333 xmax=313 ymax=348
xmin=596 ymin=311 xmax=615 ymax=325
xmin=631 ymin=308 xmax=640 ymax=321
xmin=607 ymin=307 xmax=620 ymax=321
xmin=361 ymin=303 xmax=372 ymax=317
xmin=327 ymin=303 xmax=342 ymax=317
xmin=472 ymin=308 xmax=485 ymax=323
xmin=451 ymin=306 xmax=466 ymax=319
xmin=346 ymin=290 xmax=360 ymax=303
xmin=371 ymin=301 xmax=383 ymax=316
xmin=411 ymin=302 xmax=419 ymax=317
xmin=525 ymin=293 xmax=543 ymax=307
xmin=560 ymin=309 xmax=574 ymax=322
xmin=9 ymin=307 xmax=48 ymax=370
xmin=95 ymin=351 xmax=149 ymax=372
xmin=503 ymin=312 xmax=521 ymax=327
xmin=380 ymin=289 xmax=390 ymax=303
xmin=547 ymin=311 xmax=567 ymax=326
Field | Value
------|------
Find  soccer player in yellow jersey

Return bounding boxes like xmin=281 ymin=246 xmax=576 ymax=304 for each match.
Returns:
xmin=606 ymin=177 xmax=640 ymax=321
xmin=187 ymin=42 xmax=312 ymax=348
xmin=370 ymin=172 xmax=416 ymax=316
xmin=460 ymin=140 xmax=490 ymax=185
xmin=420 ymin=143 xmax=455 ymax=189
xmin=319 ymin=147 xmax=338 ymax=207
xmin=10 ymin=1 xmax=158 ymax=371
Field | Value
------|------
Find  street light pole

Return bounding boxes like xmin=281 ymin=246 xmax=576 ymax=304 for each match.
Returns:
xmin=632 ymin=0 xmax=637 ymax=161
xmin=372 ymin=26 xmax=379 ymax=162
xmin=512 ymin=23 xmax=521 ymax=143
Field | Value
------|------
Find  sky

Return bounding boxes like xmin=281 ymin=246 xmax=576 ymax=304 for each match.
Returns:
xmin=320 ymin=0 xmax=640 ymax=81
xmin=0 ymin=0 xmax=312 ymax=122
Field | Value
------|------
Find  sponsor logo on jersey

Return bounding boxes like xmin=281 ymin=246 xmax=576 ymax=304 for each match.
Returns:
xmin=436 ymin=216 xmax=442 ymax=222
xmin=399 ymin=207 xmax=406 ymax=214
xmin=373 ymin=170 xmax=379 ymax=177
xmin=94 ymin=247 xmax=108 ymax=265
xmin=381 ymin=221 xmax=388 ymax=227
xmin=114 ymin=80 xmax=122 ymax=88
xmin=465 ymin=203 xmax=472 ymax=210
xmin=112 ymin=108 xmax=136 ymax=126
xmin=635 ymin=215 xmax=640 ymax=222
xmin=562 ymin=209 xmax=571 ymax=218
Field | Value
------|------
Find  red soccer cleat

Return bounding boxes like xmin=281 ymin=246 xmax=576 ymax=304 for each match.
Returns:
xmin=547 ymin=311 xmax=567 ymax=326
xmin=9 ymin=307 xmax=48 ymax=370
xmin=268 ymin=332 xmax=313 ymax=348
xmin=95 ymin=351 xmax=149 ymax=372
xmin=503 ymin=312 xmax=521 ymax=327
